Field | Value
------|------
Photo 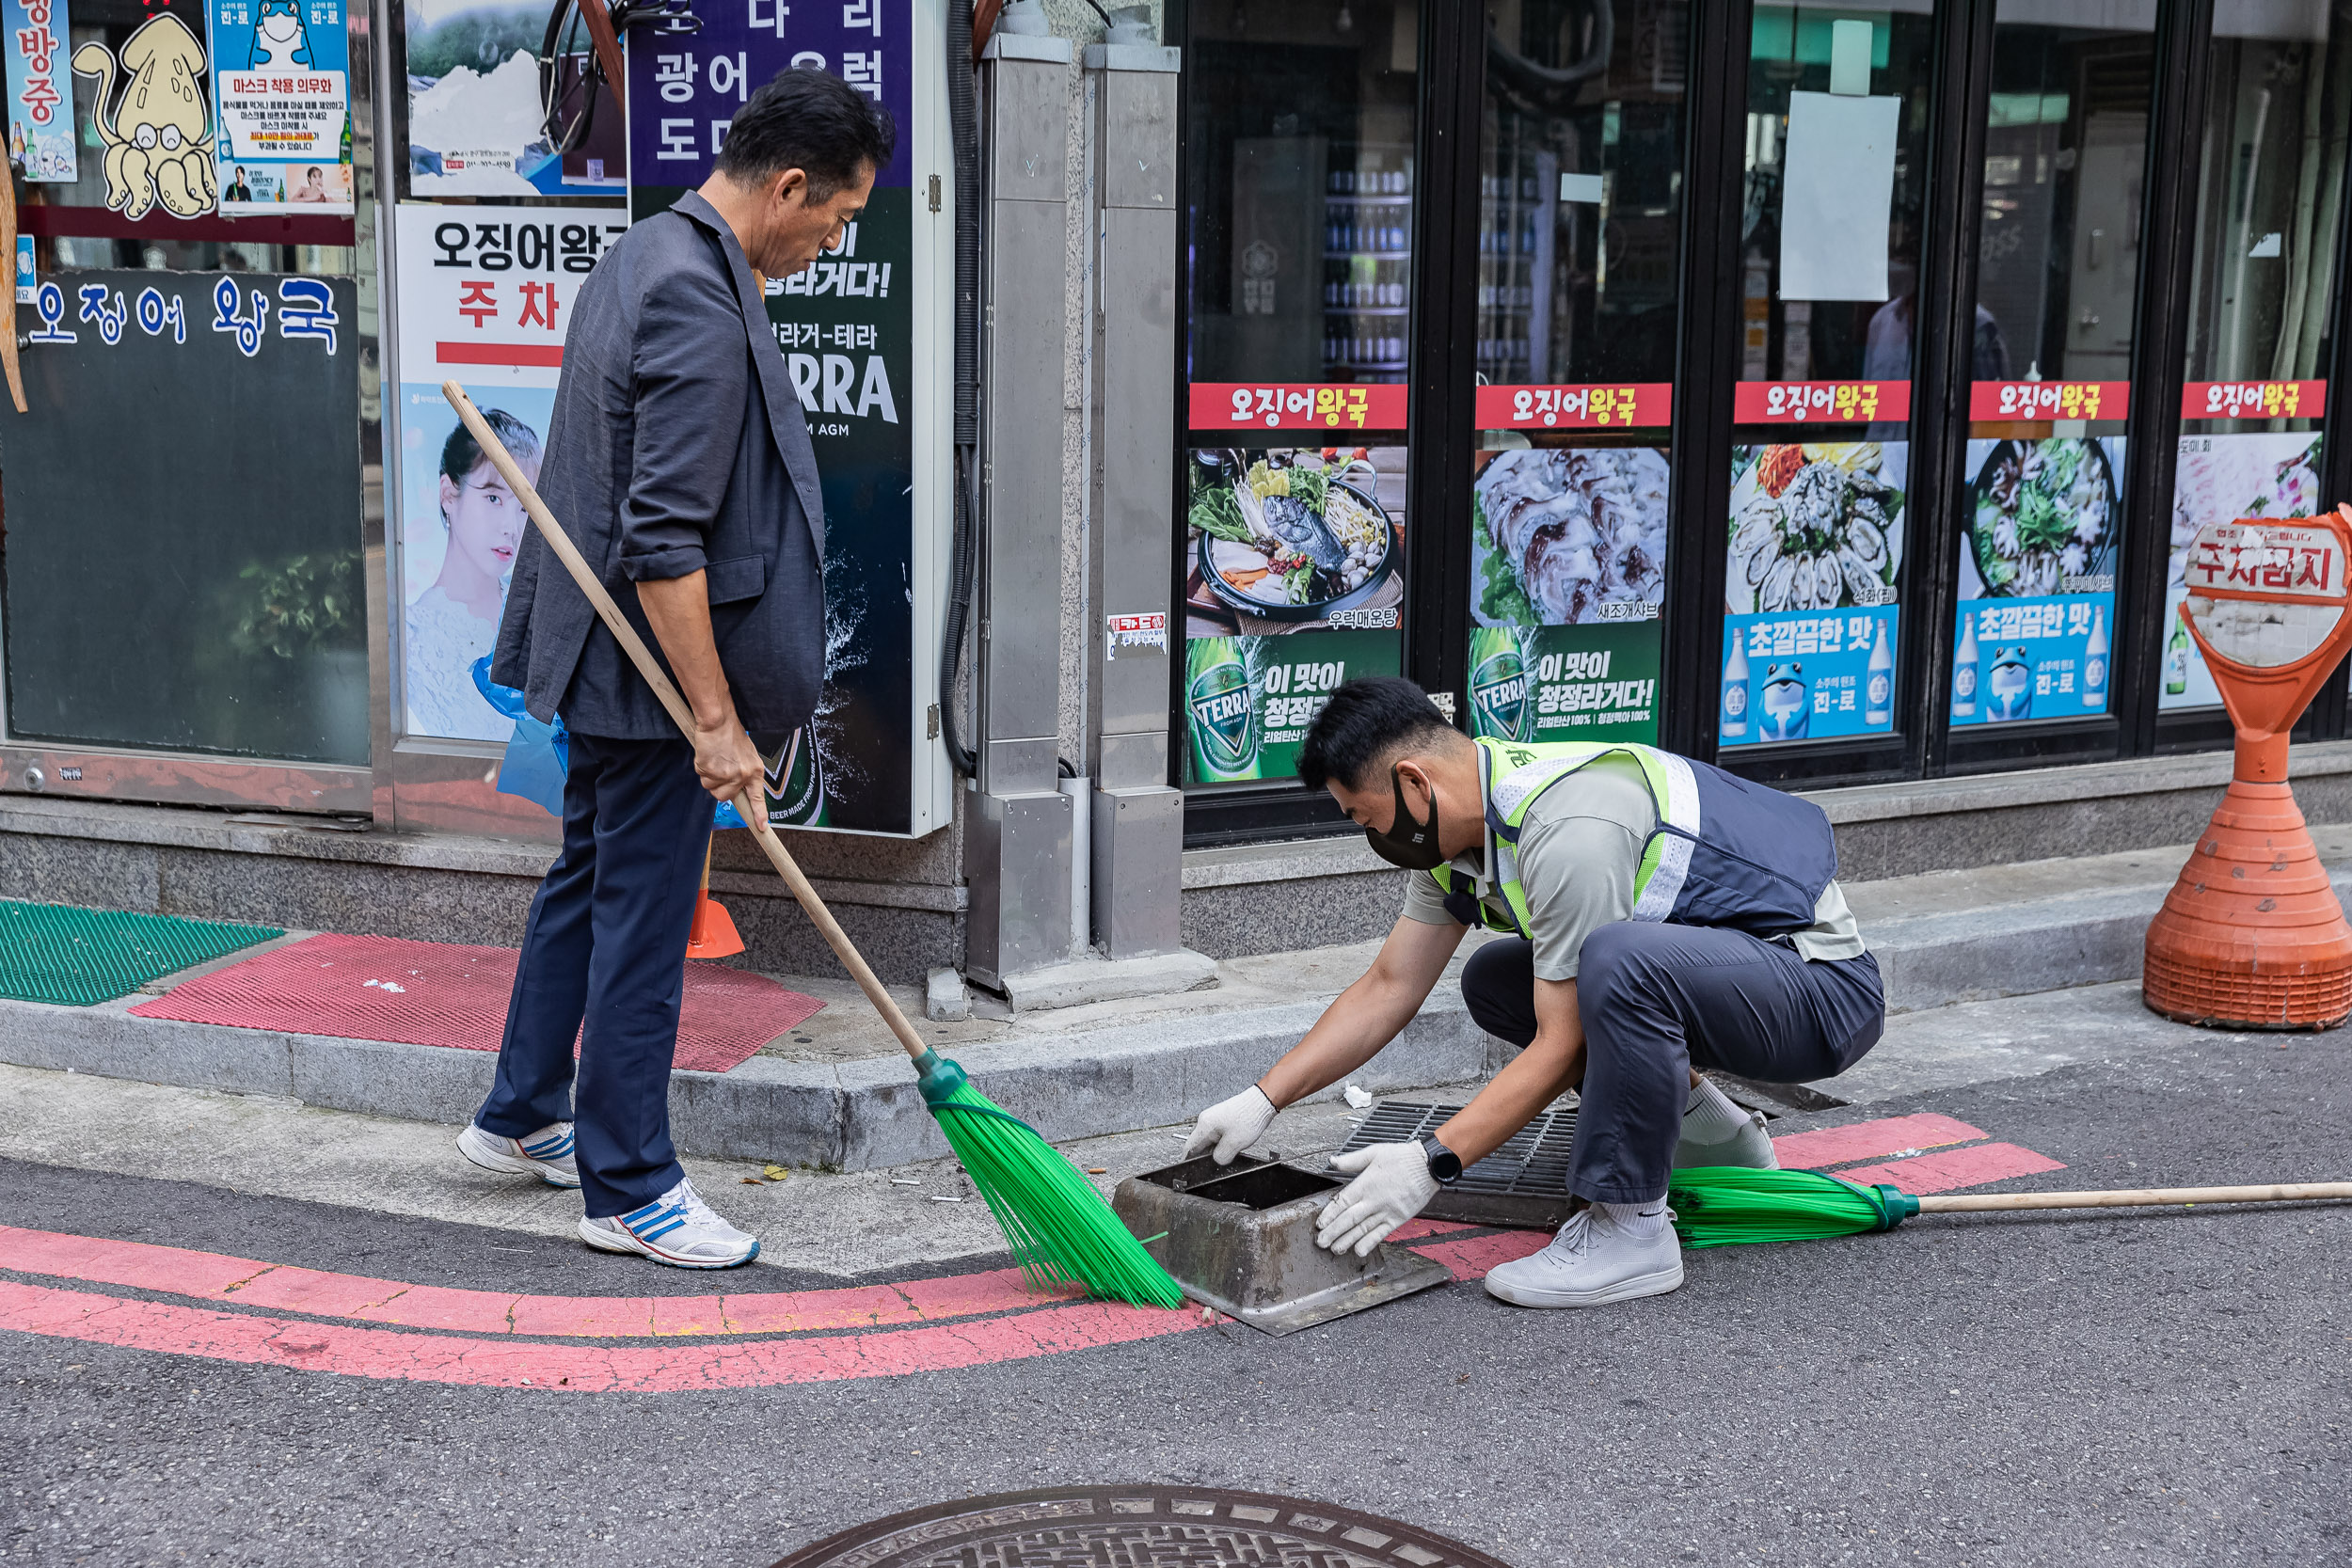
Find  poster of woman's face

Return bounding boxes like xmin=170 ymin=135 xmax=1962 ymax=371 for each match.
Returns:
xmin=399 ymin=385 xmax=554 ymax=741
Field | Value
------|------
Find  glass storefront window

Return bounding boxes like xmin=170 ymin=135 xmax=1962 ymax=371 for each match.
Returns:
xmin=1180 ymin=2 xmax=1417 ymax=786
xmin=1720 ymin=4 xmax=1935 ymax=750
xmin=2162 ymin=0 xmax=2352 ymax=710
xmin=1947 ymin=0 xmax=2155 ymax=732
xmin=1466 ymin=0 xmax=1690 ymax=747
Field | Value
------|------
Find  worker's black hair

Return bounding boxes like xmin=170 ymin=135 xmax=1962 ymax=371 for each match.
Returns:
xmin=714 ymin=67 xmax=898 ymax=201
xmin=1296 ymin=676 xmax=1465 ymax=793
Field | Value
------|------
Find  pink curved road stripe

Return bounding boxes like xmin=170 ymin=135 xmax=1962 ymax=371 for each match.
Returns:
xmin=0 ymin=1227 xmax=1078 ymax=1338
xmin=0 ymin=1279 xmax=1204 ymax=1391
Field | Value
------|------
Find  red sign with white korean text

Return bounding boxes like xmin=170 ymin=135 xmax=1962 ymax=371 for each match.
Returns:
xmin=1730 ymin=381 xmax=1910 ymax=424
xmin=2184 ymin=519 xmax=2346 ymax=602
xmin=1474 ymin=383 xmax=1673 ymax=430
xmin=1189 ymin=382 xmax=1409 ymax=432
xmin=2181 ymin=381 xmax=2326 ymax=421
xmin=1968 ymin=381 xmax=2130 ymax=421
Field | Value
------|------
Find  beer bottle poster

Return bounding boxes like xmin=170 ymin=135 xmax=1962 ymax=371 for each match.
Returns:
xmin=1722 ymin=442 xmax=1904 ymax=745
xmin=1185 ymin=445 xmax=1406 ymax=637
xmin=1947 ymin=437 xmax=2122 ymax=727
xmin=1185 ymin=632 xmax=1401 ymax=784
xmin=2164 ymin=432 xmax=2323 ymax=711
xmin=1466 ymin=444 xmax=1670 ymax=745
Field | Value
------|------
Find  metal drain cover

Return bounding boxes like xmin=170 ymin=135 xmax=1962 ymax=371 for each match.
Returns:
xmin=769 ymin=1484 xmax=1514 ymax=1567
xmin=1338 ymin=1101 xmax=1577 ymax=1230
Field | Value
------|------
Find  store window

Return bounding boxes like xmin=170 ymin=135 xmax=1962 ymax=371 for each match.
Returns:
xmin=1466 ymin=0 xmax=1689 ymax=748
xmin=2163 ymin=0 xmax=2352 ymax=711
xmin=1947 ymin=0 xmax=2155 ymax=732
xmin=1180 ymin=0 xmax=1416 ymax=786
xmin=1720 ymin=3 xmax=1935 ymax=750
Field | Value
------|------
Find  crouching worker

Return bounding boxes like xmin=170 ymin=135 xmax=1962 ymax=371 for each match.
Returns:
xmin=1182 ymin=676 xmax=1883 ymax=1308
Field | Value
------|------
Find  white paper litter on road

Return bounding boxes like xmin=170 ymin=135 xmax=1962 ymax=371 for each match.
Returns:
xmin=929 ymin=1196 xmax=965 ymax=1204
xmin=1778 ymin=91 xmax=1899 ymax=302
xmin=888 ymin=1178 xmax=922 ymax=1186
xmin=1343 ymin=1084 xmax=1374 ymax=1109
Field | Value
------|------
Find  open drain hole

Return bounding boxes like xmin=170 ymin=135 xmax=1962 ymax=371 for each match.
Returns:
xmin=1180 ymin=1164 xmax=1341 ymax=1210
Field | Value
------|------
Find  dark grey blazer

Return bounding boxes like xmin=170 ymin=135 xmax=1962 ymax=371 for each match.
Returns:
xmin=490 ymin=190 xmax=825 ymax=741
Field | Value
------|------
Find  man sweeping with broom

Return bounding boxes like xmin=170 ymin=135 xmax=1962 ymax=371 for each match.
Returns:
xmin=1183 ymin=676 xmax=1883 ymax=1308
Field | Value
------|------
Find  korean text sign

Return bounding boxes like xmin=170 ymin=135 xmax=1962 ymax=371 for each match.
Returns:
xmin=209 ymin=0 xmax=353 ymax=213
xmin=3 ymin=0 xmax=73 ymax=181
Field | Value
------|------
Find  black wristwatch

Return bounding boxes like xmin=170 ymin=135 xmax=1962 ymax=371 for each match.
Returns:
xmin=1422 ymin=1135 xmax=1463 ymax=1185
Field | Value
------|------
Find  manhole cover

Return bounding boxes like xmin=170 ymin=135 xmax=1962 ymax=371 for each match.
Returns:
xmin=769 ymin=1484 xmax=1515 ymax=1567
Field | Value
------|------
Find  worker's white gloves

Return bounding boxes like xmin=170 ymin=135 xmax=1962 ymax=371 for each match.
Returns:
xmin=1182 ymin=1085 xmax=1277 ymax=1164
xmin=1316 ymin=1141 xmax=1438 ymax=1258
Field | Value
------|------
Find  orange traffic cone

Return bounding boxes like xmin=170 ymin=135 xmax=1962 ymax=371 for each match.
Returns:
xmin=685 ymin=834 xmax=744 ymax=960
xmin=2142 ymin=508 xmax=2352 ymax=1029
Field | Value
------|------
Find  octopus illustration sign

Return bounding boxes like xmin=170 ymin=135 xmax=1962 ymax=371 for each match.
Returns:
xmin=68 ymin=13 xmax=217 ymax=220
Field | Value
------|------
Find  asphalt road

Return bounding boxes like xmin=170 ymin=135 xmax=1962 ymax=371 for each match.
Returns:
xmin=3 ymin=990 xmax=2348 ymax=1568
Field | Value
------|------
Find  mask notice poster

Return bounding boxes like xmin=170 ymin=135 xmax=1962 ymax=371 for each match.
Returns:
xmin=393 ymin=203 xmax=625 ymax=744
xmin=2166 ymin=431 xmax=2323 ymax=710
xmin=1947 ymin=437 xmax=2122 ymax=726
xmin=1722 ymin=442 xmax=1904 ymax=745
xmin=626 ymin=0 xmax=915 ymax=833
xmin=1466 ymin=444 xmax=1667 ymax=745
xmin=209 ymin=0 xmax=353 ymax=213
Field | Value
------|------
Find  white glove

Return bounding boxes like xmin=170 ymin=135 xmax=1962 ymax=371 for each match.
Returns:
xmin=1315 ymin=1141 xmax=1438 ymax=1258
xmin=1182 ymin=1085 xmax=1277 ymax=1164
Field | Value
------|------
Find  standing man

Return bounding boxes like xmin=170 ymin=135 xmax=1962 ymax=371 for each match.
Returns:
xmin=453 ymin=71 xmax=895 ymax=1269
xmin=1183 ymin=677 xmax=1883 ymax=1307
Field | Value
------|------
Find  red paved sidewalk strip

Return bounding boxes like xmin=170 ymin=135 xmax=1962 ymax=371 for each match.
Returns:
xmin=1832 ymin=1142 xmax=2066 ymax=1195
xmin=1407 ymin=1230 xmax=1551 ymax=1282
xmin=1771 ymin=1113 xmax=1990 ymax=1171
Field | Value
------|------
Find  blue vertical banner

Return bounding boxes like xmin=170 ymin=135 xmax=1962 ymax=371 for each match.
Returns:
xmin=2 ymin=0 xmax=74 ymax=181
xmin=1947 ymin=437 xmax=2123 ymax=726
xmin=210 ymin=0 xmax=354 ymax=214
xmin=625 ymin=0 xmax=916 ymax=833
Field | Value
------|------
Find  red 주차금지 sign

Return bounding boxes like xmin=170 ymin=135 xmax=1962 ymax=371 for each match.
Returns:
xmin=1731 ymin=380 xmax=1910 ymax=424
xmin=2181 ymin=380 xmax=2326 ymax=421
xmin=1189 ymin=382 xmax=1410 ymax=432
xmin=2184 ymin=519 xmax=2346 ymax=602
xmin=1968 ymin=380 xmax=2130 ymax=421
xmin=1474 ymin=383 xmax=1673 ymax=430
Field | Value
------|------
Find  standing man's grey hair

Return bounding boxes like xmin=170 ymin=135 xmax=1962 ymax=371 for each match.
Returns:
xmin=714 ymin=68 xmax=897 ymax=200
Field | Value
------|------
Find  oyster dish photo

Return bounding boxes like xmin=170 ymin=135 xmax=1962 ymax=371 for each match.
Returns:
xmin=1962 ymin=436 xmax=2121 ymax=599
xmin=1470 ymin=446 xmax=1671 ymax=626
xmin=1186 ymin=448 xmax=1400 ymax=625
xmin=1726 ymin=442 xmax=1904 ymax=615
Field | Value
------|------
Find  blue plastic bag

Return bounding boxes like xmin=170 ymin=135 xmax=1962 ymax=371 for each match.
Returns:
xmin=470 ymin=656 xmax=742 ymax=828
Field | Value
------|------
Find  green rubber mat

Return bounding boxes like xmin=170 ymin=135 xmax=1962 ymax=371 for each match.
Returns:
xmin=0 ymin=901 xmax=285 ymax=1006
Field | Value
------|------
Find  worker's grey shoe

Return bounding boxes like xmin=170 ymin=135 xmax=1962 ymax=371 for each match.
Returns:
xmin=580 ymin=1179 xmax=759 ymax=1269
xmin=1483 ymin=1206 xmax=1683 ymax=1309
xmin=456 ymin=1120 xmax=581 ymax=1188
xmin=1672 ymin=1108 xmax=1778 ymax=1170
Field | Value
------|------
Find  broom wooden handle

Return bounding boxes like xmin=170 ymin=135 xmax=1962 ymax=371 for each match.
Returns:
xmin=442 ymin=381 xmax=932 ymax=1064
xmin=1916 ymin=1181 xmax=2352 ymax=1213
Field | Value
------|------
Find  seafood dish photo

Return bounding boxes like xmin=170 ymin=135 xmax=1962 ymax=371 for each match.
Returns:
xmin=1962 ymin=437 xmax=2120 ymax=599
xmin=1187 ymin=449 xmax=1398 ymax=621
xmin=1726 ymin=443 xmax=1904 ymax=615
xmin=1471 ymin=446 xmax=1671 ymax=626
xmin=2170 ymin=432 xmax=2321 ymax=587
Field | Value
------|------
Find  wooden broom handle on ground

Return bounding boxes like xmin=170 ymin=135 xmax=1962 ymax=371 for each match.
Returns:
xmin=1917 ymin=1181 xmax=2352 ymax=1212
xmin=442 ymin=382 xmax=931 ymax=1063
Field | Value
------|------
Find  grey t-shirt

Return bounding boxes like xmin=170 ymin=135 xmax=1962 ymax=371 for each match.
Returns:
xmin=1401 ymin=753 xmax=1866 ymax=980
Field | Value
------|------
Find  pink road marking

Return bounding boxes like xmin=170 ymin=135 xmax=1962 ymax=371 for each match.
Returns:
xmin=0 ymin=1227 xmax=1085 ymax=1339
xmin=1771 ymin=1113 xmax=1990 ymax=1171
xmin=1407 ymin=1230 xmax=1551 ymax=1282
xmin=1387 ymin=1219 xmax=1474 ymax=1243
xmin=1832 ymin=1142 xmax=2065 ymax=1195
xmin=0 ymin=1279 xmax=1202 ymax=1391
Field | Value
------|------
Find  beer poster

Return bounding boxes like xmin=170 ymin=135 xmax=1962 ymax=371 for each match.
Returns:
xmin=1185 ymin=632 xmax=1400 ymax=784
xmin=1466 ymin=442 xmax=1668 ymax=746
xmin=1947 ymin=437 xmax=2122 ymax=727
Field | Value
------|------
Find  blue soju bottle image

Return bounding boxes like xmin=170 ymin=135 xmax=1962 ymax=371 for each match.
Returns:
xmin=1720 ymin=636 xmax=1751 ymax=741
xmin=1985 ymin=645 xmax=2033 ymax=721
xmin=1758 ymin=661 xmax=1810 ymax=741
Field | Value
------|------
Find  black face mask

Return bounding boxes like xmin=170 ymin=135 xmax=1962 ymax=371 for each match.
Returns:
xmin=1364 ymin=765 xmax=1447 ymax=871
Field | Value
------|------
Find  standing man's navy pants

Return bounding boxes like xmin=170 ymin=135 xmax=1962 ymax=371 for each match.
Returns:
xmin=1460 ymin=925 xmax=1884 ymax=1206
xmin=475 ymin=732 xmax=712 ymax=1219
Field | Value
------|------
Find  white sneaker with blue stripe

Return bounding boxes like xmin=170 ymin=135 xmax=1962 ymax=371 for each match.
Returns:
xmin=579 ymin=1178 xmax=759 ymax=1269
xmin=456 ymin=1120 xmax=581 ymax=1189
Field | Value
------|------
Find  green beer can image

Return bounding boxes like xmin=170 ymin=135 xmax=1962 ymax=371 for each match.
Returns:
xmin=1187 ymin=638 xmax=1263 ymax=782
xmin=1468 ymin=626 xmax=1532 ymax=741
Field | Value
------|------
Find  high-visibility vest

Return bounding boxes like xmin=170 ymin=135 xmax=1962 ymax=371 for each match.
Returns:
xmin=1431 ymin=737 xmax=1838 ymax=941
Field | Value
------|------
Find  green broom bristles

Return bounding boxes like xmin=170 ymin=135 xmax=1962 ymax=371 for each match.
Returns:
xmin=914 ymin=1051 xmax=1184 ymax=1308
xmin=1667 ymin=1166 xmax=1922 ymax=1248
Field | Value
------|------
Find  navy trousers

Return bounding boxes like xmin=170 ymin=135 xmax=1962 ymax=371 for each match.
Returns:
xmin=475 ymin=732 xmax=713 ymax=1218
xmin=1460 ymin=925 xmax=1884 ymax=1206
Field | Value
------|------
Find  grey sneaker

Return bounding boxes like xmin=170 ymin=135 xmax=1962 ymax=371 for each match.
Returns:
xmin=1674 ymin=1107 xmax=1779 ymax=1170
xmin=579 ymin=1178 xmax=759 ymax=1269
xmin=456 ymin=1120 xmax=581 ymax=1188
xmin=1484 ymin=1207 xmax=1683 ymax=1309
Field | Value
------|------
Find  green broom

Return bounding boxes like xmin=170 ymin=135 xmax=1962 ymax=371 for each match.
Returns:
xmin=1669 ymin=1165 xmax=2352 ymax=1248
xmin=445 ymin=384 xmax=1184 ymax=1310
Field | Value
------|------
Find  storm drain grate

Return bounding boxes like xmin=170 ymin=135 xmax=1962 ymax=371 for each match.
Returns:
xmin=0 ymin=900 xmax=284 ymax=1006
xmin=1338 ymin=1101 xmax=1579 ymax=1230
